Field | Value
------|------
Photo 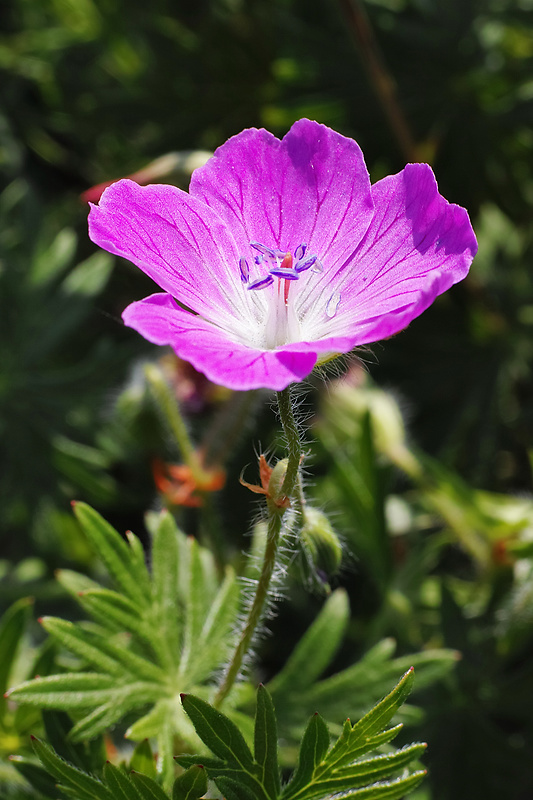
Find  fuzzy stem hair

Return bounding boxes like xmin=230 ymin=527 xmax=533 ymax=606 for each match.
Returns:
xmin=213 ymin=386 xmax=302 ymax=707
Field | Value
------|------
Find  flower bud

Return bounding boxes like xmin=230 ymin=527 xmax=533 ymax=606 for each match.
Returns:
xmin=326 ymin=383 xmax=406 ymax=459
xmin=267 ymin=458 xmax=289 ymax=508
xmin=300 ymin=507 xmax=343 ymax=580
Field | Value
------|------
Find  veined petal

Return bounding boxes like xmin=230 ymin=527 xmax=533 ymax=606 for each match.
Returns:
xmin=88 ymin=179 xmax=257 ymax=334
xmin=189 ymin=119 xmax=374 ymax=266
xmin=301 ymin=163 xmax=477 ymax=342
xmin=122 ymin=293 xmax=318 ymax=391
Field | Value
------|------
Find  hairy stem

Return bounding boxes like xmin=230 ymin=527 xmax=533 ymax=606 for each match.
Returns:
xmin=214 ymin=386 xmax=302 ymax=707
xmin=145 ymin=363 xmax=210 ymax=484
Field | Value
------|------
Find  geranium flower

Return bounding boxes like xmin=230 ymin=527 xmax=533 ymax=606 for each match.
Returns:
xmin=88 ymin=119 xmax=477 ymax=391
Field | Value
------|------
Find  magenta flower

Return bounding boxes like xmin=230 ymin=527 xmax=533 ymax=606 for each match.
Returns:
xmin=88 ymin=119 xmax=477 ymax=391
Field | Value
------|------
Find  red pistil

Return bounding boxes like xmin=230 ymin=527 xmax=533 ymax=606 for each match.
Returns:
xmin=281 ymin=252 xmax=293 ymax=304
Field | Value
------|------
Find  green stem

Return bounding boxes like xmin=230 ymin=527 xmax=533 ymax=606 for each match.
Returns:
xmin=202 ymin=390 xmax=260 ymax=468
xmin=144 ymin=363 xmax=209 ymax=484
xmin=213 ymin=386 xmax=302 ymax=707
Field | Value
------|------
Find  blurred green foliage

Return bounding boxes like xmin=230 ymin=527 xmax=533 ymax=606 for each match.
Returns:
xmin=1 ymin=0 xmax=533 ymax=799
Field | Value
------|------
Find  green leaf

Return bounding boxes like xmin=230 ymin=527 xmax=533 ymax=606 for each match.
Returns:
xmin=9 ymin=672 xmax=117 ymax=707
xmin=338 ymin=771 xmax=426 ymax=800
xmin=181 ymin=538 xmax=213 ymax=676
xmin=267 ymin=590 xmax=349 ymax=695
xmin=212 ymin=775 xmax=258 ymax=800
xmin=131 ymin=772 xmax=171 ymax=800
xmin=172 ymin=765 xmax=208 ymax=800
xmin=75 ymin=589 xmax=146 ymax=637
xmin=68 ymin=701 xmax=131 ymax=743
xmin=9 ymin=754 xmax=64 ymax=799
xmin=9 ymin=672 xmax=162 ymax=713
xmin=30 ymin=227 xmax=77 ymax=285
xmin=281 ymin=671 xmax=422 ymax=800
xmin=11 ymin=506 xmax=243 ymax=761
xmin=72 ymin=502 xmax=150 ymax=606
xmin=130 ymin=740 xmax=157 ymax=780
xmin=284 ymin=713 xmax=330 ymax=797
xmin=180 ymin=677 xmax=424 ymax=800
xmin=61 ymin=251 xmax=113 ymax=297
xmin=150 ymin=511 xmax=183 ymax=668
xmin=347 ymin=668 xmax=415 ymax=751
xmin=180 ymin=694 xmax=254 ymax=767
xmin=40 ymin=617 xmax=125 ymax=675
xmin=32 ymin=737 xmax=113 ymax=800
xmin=56 ymin=568 xmax=102 ymax=597
xmin=193 ymin=569 xmax=240 ymax=685
xmin=0 ymin=597 xmax=33 ymax=712
xmin=103 ymin=762 xmax=143 ymax=800
xmin=42 ymin=616 xmax=166 ymax=684
xmin=42 ymin=710 xmax=99 ymax=772
xmin=254 ymin=685 xmax=280 ymax=800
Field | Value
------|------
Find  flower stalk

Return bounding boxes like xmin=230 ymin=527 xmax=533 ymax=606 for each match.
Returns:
xmin=145 ymin=363 xmax=212 ymax=486
xmin=214 ymin=386 xmax=302 ymax=707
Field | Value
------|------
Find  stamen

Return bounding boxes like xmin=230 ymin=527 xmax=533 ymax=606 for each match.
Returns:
xmin=270 ymin=251 xmax=298 ymax=280
xmin=294 ymin=255 xmax=317 ymax=273
xmin=248 ymin=274 xmax=275 ymax=290
xmin=239 ymin=257 xmax=249 ymax=283
xmin=326 ymin=291 xmax=341 ymax=318
xmin=251 ymin=242 xmax=280 ymax=258
xmin=294 ymin=243 xmax=307 ymax=260
xmin=270 ymin=267 xmax=299 ymax=280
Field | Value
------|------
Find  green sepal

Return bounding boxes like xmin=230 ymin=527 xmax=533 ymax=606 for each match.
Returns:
xmin=172 ymin=765 xmax=208 ymax=800
xmin=254 ymin=684 xmax=280 ymax=800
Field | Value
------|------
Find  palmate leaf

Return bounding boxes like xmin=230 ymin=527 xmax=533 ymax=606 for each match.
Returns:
xmin=179 ymin=677 xmax=425 ymax=800
xmin=266 ymin=589 xmax=458 ymax=743
xmin=8 ymin=504 xmax=242 ymax=784
xmin=31 ymin=736 xmax=172 ymax=800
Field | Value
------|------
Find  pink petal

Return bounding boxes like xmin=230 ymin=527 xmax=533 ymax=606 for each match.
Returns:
xmin=189 ymin=119 xmax=374 ymax=271
xmin=88 ymin=179 xmax=250 ymax=329
xmin=315 ymin=163 xmax=477 ymax=345
xmin=122 ymin=293 xmax=318 ymax=391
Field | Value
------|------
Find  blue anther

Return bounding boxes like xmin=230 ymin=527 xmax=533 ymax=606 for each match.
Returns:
xmin=254 ymin=254 xmax=264 ymax=265
xmin=248 ymin=274 xmax=275 ymax=290
xmin=250 ymin=242 xmax=277 ymax=257
xmin=239 ymin=257 xmax=249 ymax=283
xmin=311 ymin=258 xmax=324 ymax=273
xmin=270 ymin=267 xmax=300 ymax=280
xmin=294 ymin=243 xmax=307 ymax=260
xmin=295 ymin=255 xmax=317 ymax=273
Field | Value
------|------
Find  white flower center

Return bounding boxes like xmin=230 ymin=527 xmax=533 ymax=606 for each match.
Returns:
xmin=237 ymin=241 xmax=340 ymax=350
